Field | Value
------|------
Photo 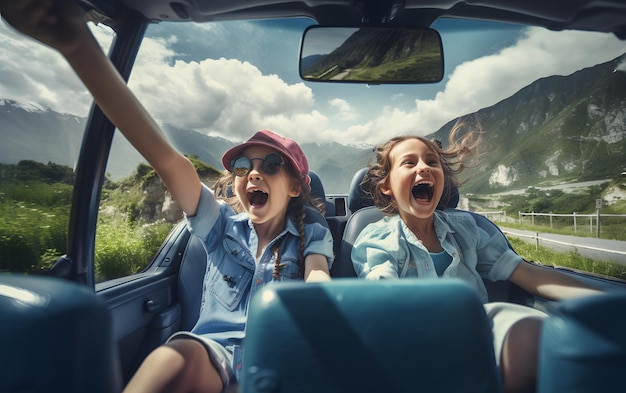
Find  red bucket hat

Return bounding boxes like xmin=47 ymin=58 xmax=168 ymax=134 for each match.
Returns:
xmin=222 ymin=130 xmax=311 ymax=186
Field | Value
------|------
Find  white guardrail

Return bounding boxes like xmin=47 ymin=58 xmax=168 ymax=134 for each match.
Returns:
xmin=518 ymin=211 xmax=626 ymax=238
xmin=499 ymin=229 xmax=626 ymax=258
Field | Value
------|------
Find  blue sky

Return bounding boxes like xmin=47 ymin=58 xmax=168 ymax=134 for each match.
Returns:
xmin=1 ymin=16 xmax=625 ymax=146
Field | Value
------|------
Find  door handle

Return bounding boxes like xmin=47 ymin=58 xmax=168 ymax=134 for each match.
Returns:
xmin=144 ymin=299 xmax=160 ymax=313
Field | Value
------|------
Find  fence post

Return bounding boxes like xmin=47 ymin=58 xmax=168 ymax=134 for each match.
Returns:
xmin=597 ymin=209 xmax=601 ymax=238
xmin=550 ymin=212 xmax=553 ymax=229
xmin=573 ymin=212 xmax=577 ymax=233
xmin=535 ymin=232 xmax=539 ymax=250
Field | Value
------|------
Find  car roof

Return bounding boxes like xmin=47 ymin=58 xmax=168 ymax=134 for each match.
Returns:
xmin=86 ymin=0 xmax=626 ymax=38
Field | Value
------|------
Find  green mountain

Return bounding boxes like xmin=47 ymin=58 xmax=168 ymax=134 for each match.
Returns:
xmin=2 ymin=55 xmax=624 ymax=195
xmin=431 ymin=55 xmax=626 ymax=194
xmin=302 ymin=28 xmax=442 ymax=82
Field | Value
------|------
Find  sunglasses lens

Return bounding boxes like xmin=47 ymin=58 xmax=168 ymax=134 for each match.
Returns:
xmin=263 ymin=154 xmax=283 ymax=175
xmin=232 ymin=156 xmax=251 ymax=177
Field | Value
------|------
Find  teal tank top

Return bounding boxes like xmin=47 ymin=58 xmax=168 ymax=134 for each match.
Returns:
xmin=430 ymin=250 xmax=452 ymax=276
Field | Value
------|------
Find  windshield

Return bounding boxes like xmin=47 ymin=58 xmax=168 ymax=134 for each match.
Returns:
xmin=3 ymin=17 xmax=624 ymax=193
xmin=1 ymin=16 xmax=625 ymax=280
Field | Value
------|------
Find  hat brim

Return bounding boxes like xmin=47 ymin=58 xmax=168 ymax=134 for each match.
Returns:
xmin=222 ymin=140 xmax=294 ymax=172
xmin=221 ymin=130 xmax=311 ymax=189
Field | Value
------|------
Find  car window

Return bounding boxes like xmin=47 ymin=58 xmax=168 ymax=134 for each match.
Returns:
xmin=0 ymin=20 xmax=114 ymax=276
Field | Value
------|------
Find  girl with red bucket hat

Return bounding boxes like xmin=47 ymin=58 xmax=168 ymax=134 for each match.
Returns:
xmin=0 ymin=2 xmax=333 ymax=392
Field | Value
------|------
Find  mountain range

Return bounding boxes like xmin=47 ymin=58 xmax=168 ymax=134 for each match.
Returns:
xmin=1 ymin=54 xmax=624 ymax=194
xmin=432 ymin=54 xmax=626 ymax=194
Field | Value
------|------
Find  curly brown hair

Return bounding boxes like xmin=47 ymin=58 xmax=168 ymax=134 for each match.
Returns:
xmin=362 ymin=119 xmax=482 ymax=215
xmin=212 ymin=158 xmax=326 ymax=278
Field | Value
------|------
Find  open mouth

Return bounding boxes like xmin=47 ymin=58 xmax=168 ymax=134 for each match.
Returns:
xmin=248 ymin=190 xmax=269 ymax=207
xmin=412 ymin=183 xmax=434 ymax=202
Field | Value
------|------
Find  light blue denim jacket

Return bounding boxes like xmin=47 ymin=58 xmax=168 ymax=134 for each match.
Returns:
xmin=186 ymin=184 xmax=334 ymax=372
xmin=351 ymin=210 xmax=521 ymax=303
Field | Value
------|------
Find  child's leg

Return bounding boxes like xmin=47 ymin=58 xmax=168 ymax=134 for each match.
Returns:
xmin=500 ymin=317 xmax=543 ymax=393
xmin=123 ymin=339 xmax=224 ymax=393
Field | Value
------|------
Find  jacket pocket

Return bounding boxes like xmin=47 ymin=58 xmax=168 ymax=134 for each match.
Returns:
xmin=209 ymin=261 xmax=253 ymax=311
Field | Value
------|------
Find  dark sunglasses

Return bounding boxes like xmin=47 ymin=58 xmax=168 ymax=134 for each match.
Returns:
xmin=231 ymin=153 xmax=285 ymax=177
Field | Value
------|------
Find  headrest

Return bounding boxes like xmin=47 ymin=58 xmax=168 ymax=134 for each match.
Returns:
xmin=347 ymin=167 xmax=459 ymax=213
xmin=347 ymin=167 xmax=372 ymax=213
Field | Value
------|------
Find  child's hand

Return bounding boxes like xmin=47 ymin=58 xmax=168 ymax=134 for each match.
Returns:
xmin=1 ymin=0 xmax=91 ymax=56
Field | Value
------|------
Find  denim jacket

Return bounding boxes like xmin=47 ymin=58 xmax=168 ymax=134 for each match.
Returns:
xmin=351 ymin=210 xmax=521 ymax=303
xmin=186 ymin=184 xmax=334 ymax=372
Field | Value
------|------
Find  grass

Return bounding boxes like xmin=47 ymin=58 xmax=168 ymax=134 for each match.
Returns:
xmin=95 ymin=215 xmax=173 ymax=281
xmin=507 ymin=237 xmax=626 ymax=281
xmin=2 ymin=160 xmax=624 ymax=283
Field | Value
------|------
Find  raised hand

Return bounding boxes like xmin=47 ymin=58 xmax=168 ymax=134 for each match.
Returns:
xmin=0 ymin=0 xmax=91 ymax=56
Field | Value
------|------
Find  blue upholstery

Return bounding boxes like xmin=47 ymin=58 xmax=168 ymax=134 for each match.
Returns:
xmin=347 ymin=167 xmax=371 ymax=213
xmin=0 ymin=274 xmax=122 ymax=393
xmin=241 ymin=279 xmax=501 ymax=393
xmin=178 ymin=232 xmax=207 ymax=331
xmin=538 ymin=293 xmax=626 ymax=393
xmin=309 ymin=170 xmax=334 ymax=216
xmin=335 ymin=206 xmax=383 ymax=277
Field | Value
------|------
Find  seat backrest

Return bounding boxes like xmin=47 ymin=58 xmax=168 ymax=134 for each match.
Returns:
xmin=241 ymin=279 xmax=501 ymax=393
xmin=0 ymin=274 xmax=122 ymax=393
xmin=309 ymin=170 xmax=334 ymax=216
xmin=178 ymin=204 xmax=329 ymax=331
xmin=333 ymin=206 xmax=383 ymax=278
xmin=538 ymin=292 xmax=626 ymax=392
xmin=347 ymin=167 xmax=371 ymax=213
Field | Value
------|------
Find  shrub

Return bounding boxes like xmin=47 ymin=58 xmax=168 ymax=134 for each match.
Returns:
xmin=95 ymin=216 xmax=173 ymax=281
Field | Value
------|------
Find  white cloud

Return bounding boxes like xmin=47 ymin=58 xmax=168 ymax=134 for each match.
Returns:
xmin=0 ymin=21 xmax=90 ymax=115
xmin=328 ymin=98 xmax=359 ymax=120
xmin=344 ymin=28 xmax=626 ymax=145
xmin=0 ymin=19 xmax=330 ymax=144
xmin=615 ymin=55 xmax=626 ymax=72
xmin=2 ymin=19 xmax=624 ymax=148
xmin=129 ymin=41 xmax=324 ymax=143
xmin=0 ymin=21 xmax=115 ymax=116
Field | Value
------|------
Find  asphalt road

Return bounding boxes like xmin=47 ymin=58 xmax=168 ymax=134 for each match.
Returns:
xmin=500 ymin=227 xmax=626 ymax=265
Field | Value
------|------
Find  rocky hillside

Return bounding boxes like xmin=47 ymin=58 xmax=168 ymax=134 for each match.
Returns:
xmin=432 ymin=55 xmax=626 ymax=194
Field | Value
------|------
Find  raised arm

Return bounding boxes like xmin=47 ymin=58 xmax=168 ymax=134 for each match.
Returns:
xmin=508 ymin=260 xmax=603 ymax=300
xmin=1 ymin=0 xmax=202 ymax=215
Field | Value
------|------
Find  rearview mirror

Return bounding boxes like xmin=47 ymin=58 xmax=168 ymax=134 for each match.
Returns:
xmin=299 ymin=26 xmax=444 ymax=84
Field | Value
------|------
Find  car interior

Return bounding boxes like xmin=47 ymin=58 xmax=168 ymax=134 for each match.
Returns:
xmin=1 ymin=1 xmax=626 ymax=392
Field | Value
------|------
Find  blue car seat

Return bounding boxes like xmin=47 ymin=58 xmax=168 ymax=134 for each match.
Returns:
xmin=241 ymin=279 xmax=501 ymax=393
xmin=0 ymin=274 xmax=122 ymax=393
xmin=538 ymin=292 xmax=626 ymax=392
